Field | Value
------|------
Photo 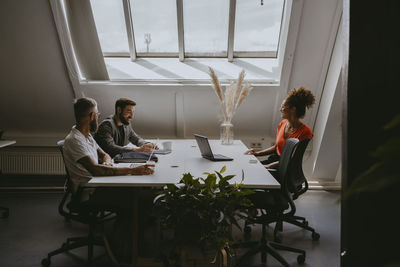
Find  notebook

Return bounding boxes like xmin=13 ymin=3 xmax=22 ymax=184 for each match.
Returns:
xmin=194 ymin=134 xmax=233 ymax=161
xmin=152 ymin=149 xmax=171 ymax=155
xmin=113 ymin=152 xmax=158 ymax=163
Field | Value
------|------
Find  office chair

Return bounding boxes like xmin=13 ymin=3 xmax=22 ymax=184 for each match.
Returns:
xmin=270 ymin=138 xmax=320 ymax=242
xmin=235 ymin=138 xmax=306 ymax=267
xmin=41 ymin=140 xmax=115 ymax=267
xmin=245 ymin=138 xmax=320 ymax=242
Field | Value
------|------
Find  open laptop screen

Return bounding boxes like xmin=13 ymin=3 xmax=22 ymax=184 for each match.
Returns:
xmin=194 ymin=134 xmax=214 ymax=158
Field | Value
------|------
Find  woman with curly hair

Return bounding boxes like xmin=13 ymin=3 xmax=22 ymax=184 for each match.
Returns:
xmin=245 ymin=87 xmax=315 ymax=169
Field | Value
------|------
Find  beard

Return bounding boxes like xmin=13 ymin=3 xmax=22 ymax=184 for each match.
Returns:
xmin=119 ymin=113 xmax=130 ymax=125
xmin=90 ymin=118 xmax=98 ymax=133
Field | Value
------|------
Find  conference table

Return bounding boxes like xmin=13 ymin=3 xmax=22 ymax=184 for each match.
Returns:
xmin=89 ymin=139 xmax=280 ymax=266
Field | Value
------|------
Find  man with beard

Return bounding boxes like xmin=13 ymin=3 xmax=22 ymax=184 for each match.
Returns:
xmin=94 ymin=98 xmax=156 ymax=158
xmin=63 ymin=97 xmax=154 ymax=264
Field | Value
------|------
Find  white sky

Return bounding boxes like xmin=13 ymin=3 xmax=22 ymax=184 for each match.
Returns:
xmin=90 ymin=0 xmax=284 ymax=54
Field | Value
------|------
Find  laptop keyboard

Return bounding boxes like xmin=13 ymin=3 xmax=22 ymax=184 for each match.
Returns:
xmin=214 ymin=154 xmax=230 ymax=159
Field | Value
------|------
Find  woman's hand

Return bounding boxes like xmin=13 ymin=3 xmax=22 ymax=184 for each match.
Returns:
xmin=245 ymin=149 xmax=257 ymax=155
xmin=264 ymin=161 xmax=279 ymax=169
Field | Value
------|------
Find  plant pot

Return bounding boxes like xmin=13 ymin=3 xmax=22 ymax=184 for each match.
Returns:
xmin=179 ymin=246 xmax=231 ymax=267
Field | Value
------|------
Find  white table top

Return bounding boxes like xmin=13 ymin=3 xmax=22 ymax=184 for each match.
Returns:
xmin=0 ymin=140 xmax=16 ymax=148
xmin=89 ymin=139 xmax=280 ymax=189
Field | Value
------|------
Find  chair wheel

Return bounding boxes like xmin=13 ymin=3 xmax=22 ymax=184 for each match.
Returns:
xmin=41 ymin=258 xmax=51 ymax=267
xmin=297 ymin=254 xmax=306 ymax=264
xmin=244 ymin=225 xmax=252 ymax=233
xmin=312 ymin=232 xmax=320 ymax=241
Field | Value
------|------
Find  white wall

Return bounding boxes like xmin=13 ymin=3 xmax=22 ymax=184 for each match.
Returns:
xmin=304 ymin=20 xmax=343 ymax=182
xmin=0 ymin=0 xmax=343 ymax=181
xmin=0 ymin=0 xmax=75 ymax=145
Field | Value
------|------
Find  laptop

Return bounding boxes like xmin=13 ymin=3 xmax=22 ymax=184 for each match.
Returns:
xmin=194 ymin=134 xmax=233 ymax=161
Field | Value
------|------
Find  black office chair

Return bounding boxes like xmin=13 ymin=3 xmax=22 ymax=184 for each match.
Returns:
xmin=236 ymin=138 xmax=306 ymax=267
xmin=41 ymin=140 xmax=115 ymax=267
xmin=270 ymin=138 xmax=320 ymax=242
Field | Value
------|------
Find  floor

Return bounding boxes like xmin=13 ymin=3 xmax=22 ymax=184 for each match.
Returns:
xmin=0 ymin=190 xmax=340 ymax=267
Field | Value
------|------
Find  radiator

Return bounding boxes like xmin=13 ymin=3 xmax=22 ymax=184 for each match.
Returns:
xmin=0 ymin=151 xmax=66 ymax=175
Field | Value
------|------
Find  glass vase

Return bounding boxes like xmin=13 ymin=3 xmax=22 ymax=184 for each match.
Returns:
xmin=220 ymin=122 xmax=234 ymax=145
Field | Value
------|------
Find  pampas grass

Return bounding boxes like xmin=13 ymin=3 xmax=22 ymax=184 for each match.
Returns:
xmin=208 ymin=67 xmax=253 ymax=144
xmin=208 ymin=67 xmax=253 ymax=124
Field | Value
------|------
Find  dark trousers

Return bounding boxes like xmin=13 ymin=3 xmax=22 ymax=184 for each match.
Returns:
xmin=260 ymin=153 xmax=280 ymax=166
xmin=260 ymin=153 xmax=281 ymax=182
xmin=84 ymin=187 xmax=134 ymax=263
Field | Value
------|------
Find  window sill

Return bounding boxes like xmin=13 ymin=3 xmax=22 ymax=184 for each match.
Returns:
xmin=97 ymin=57 xmax=281 ymax=85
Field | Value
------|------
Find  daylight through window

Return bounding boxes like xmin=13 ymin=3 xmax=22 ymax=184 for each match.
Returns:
xmin=90 ymin=0 xmax=286 ymax=61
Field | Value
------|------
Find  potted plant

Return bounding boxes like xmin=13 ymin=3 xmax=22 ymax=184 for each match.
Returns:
xmin=153 ymin=166 xmax=254 ymax=267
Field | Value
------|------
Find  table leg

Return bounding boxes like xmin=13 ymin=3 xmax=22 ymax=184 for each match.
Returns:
xmin=132 ymin=188 xmax=138 ymax=267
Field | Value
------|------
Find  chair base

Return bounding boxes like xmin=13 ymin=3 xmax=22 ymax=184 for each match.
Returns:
xmin=235 ymin=224 xmax=305 ymax=267
xmin=41 ymin=232 xmax=105 ymax=267
xmin=274 ymin=215 xmax=320 ymax=242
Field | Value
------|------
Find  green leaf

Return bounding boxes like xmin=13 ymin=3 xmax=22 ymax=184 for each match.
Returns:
xmin=216 ymin=171 xmax=223 ymax=180
xmin=181 ymin=173 xmax=194 ymax=185
xmin=204 ymin=174 xmax=217 ymax=190
xmin=153 ymin=166 xmax=255 ymax=256
xmin=166 ymin=184 xmax=176 ymax=191
xmin=222 ymin=175 xmax=235 ymax=181
xmin=384 ymin=114 xmax=400 ymax=130
xmin=220 ymin=166 xmax=226 ymax=173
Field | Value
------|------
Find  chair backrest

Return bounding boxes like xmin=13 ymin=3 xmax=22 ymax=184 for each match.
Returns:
xmin=277 ymin=138 xmax=312 ymax=216
xmin=57 ymin=140 xmax=116 ymax=224
xmin=57 ymin=140 xmax=70 ymax=180
xmin=57 ymin=140 xmax=77 ymax=219
xmin=287 ymin=138 xmax=310 ymax=199
xmin=278 ymin=138 xmax=300 ymax=188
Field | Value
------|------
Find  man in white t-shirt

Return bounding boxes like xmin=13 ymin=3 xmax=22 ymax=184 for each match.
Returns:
xmin=64 ymin=97 xmax=154 ymax=195
xmin=63 ymin=97 xmax=154 ymax=264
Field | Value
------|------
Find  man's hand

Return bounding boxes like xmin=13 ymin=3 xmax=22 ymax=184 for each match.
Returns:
xmin=245 ymin=149 xmax=257 ymax=155
xmin=134 ymin=143 xmax=158 ymax=153
xmin=102 ymin=154 xmax=113 ymax=166
xmin=130 ymin=164 xmax=155 ymax=175
xmin=98 ymin=148 xmax=113 ymax=165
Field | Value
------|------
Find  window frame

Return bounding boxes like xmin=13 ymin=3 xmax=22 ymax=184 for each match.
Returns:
xmin=99 ymin=0 xmax=286 ymax=61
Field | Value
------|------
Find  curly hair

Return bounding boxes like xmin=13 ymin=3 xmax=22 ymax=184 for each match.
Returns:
xmin=285 ymin=87 xmax=315 ymax=118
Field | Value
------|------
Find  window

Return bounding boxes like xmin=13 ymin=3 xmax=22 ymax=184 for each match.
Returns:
xmin=90 ymin=0 xmax=130 ymax=55
xmin=90 ymin=0 xmax=286 ymax=61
